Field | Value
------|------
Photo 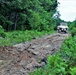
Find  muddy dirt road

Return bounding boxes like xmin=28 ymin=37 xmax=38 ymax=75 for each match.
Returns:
xmin=0 ymin=33 xmax=69 ymax=75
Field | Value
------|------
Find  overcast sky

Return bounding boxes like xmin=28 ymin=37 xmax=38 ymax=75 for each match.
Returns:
xmin=57 ymin=0 xmax=76 ymax=22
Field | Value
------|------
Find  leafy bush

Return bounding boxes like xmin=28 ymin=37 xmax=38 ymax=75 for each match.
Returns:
xmin=71 ymin=27 xmax=76 ymax=37
xmin=69 ymin=67 xmax=76 ymax=75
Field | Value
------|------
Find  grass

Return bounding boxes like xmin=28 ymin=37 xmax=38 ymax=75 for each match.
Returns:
xmin=0 ymin=30 xmax=55 ymax=46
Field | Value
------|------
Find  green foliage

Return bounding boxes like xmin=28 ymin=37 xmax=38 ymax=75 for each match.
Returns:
xmin=70 ymin=67 xmax=76 ymax=75
xmin=46 ymin=54 xmax=67 ymax=75
xmin=68 ymin=20 xmax=76 ymax=30
xmin=0 ymin=0 xmax=58 ymax=31
xmin=28 ymin=12 xmax=41 ymax=30
xmin=0 ymin=25 xmax=4 ymax=33
xmin=68 ymin=20 xmax=76 ymax=37
xmin=71 ymin=27 xmax=76 ymax=37
xmin=0 ymin=25 xmax=6 ymax=37
xmin=59 ymin=36 xmax=76 ymax=75
xmin=0 ymin=30 xmax=55 ymax=46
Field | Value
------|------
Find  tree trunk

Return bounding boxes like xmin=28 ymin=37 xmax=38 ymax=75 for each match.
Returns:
xmin=14 ymin=12 xmax=18 ymax=30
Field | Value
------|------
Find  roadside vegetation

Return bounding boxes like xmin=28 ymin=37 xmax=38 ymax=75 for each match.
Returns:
xmin=0 ymin=29 xmax=55 ymax=46
xmin=29 ymin=21 xmax=76 ymax=75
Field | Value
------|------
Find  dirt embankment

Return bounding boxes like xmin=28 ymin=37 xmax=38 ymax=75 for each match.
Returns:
xmin=0 ymin=33 xmax=69 ymax=75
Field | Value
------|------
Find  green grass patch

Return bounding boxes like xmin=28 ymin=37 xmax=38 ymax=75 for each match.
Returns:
xmin=0 ymin=30 xmax=55 ymax=46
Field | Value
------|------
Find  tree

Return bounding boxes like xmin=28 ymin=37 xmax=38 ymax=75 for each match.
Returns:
xmin=0 ymin=0 xmax=58 ymax=31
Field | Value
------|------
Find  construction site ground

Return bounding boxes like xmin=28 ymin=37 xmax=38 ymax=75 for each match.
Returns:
xmin=0 ymin=33 xmax=69 ymax=75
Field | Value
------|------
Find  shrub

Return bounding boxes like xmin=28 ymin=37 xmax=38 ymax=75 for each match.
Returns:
xmin=71 ymin=27 xmax=76 ymax=37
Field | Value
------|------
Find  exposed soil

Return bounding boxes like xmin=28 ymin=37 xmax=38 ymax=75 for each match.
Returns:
xmin=0 ymin=33 xmax=69 ymax=75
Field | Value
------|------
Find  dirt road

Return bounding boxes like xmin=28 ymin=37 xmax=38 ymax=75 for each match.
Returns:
xmin=0 ymin=33 xmax=69 ymax=75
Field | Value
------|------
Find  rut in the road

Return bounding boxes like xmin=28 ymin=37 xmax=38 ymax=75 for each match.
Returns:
xmin=0 ymin=33 xmax=69 ymax=75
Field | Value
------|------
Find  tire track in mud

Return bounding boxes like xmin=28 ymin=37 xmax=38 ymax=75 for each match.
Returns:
xmin=0 ymin=33 xmax=69 ymax=75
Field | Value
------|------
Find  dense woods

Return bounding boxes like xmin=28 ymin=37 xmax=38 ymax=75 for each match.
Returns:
xmin=0 ymin=0 xmax=58 ymax=31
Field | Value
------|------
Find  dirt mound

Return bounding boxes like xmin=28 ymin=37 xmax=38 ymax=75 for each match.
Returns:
xmin=0 ymin=33 xmax=69 ymax=75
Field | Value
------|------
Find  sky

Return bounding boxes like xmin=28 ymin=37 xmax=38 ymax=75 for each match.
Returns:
xmin=57 ymin=0 xmax=76 ymax=22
